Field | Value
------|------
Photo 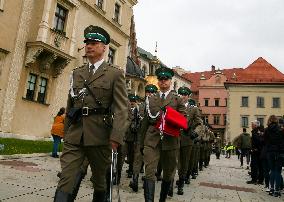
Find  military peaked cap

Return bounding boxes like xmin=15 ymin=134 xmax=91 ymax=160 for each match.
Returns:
xmin=145 ymin=84 xmax=158 ymax=93
xmin=84 ymin=25 xmax=110 ymax=45
xmin=128 ymin=94 xmax=137 ymax=102
xmin=155 ymin=67 xmax=174 ymax=79
xmin=178 ymin=86 xmax=192 ymax=95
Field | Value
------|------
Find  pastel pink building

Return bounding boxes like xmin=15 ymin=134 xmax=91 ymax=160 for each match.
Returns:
xmin=183 ymin=66 xmax=243 ymax=140
xmin=199 ymin=69 xmax=228 ymax=137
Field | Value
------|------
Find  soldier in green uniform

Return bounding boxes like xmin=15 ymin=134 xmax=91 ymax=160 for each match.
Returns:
xmin=115 ymin=94 xmax=137 ymax=186
xmin=215 ymin=133 xmax=222 ymax=159
xmin=129 ymin=84 xmax=158 ymax=192
xmin=187 ymin=99 xmax=203 ymax=180
xmin=175 ymin=86 xmax=194 ymax=195
xmin=205 ymin=128 xmax=215 ymax=166
xmin=140 ymin=67 xmax=186 ymax=202
xmin=124 ymin=94 xmax=140 ymax=178
xmin=53 ymin=25 xmax=128 ymax=202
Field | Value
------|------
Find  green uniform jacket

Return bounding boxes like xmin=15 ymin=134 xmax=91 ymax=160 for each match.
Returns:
xmin=64 ymin=62 xmax=128 ymax=146
xmin=124 ymin=103 xmax=137 ymax=142
xmin=141 ymin=91 xmax=186 ymax=150
xmin=180 ymin=105 xmax=203 ymax=147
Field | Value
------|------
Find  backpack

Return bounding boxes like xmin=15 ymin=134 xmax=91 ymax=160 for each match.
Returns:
xmin=241 ymin=133 xmax=251 ymax=149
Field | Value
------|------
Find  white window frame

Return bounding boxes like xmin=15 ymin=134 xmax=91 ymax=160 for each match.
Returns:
xmin=0 ymin=0 xmax=4 ymax=11
xmin=96 ymin=0 xmax=105 ymax=10
xmin=241 ymin=115 xmax=249 ymax=128
xmin=107 ymin=46 xmax=116 ymax=65
xmin=272 ymin=97 xmax=280 ymax=108
xmin=113 ymin=2 xmax=122 ymax=24
xmin=23 ymin=71 xmax=51 ymax=105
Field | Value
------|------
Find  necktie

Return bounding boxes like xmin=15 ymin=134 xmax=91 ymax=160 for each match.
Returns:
xmin=161 ymin=93 xmax=165 ymax=100
xmin=90 ymin=64 xmax=95 ymax=73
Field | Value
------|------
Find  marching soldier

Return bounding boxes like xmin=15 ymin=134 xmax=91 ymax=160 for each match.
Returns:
xmin=140 ymin=67 xmax=186 ymax=202
xmin=116 ymin=94 xmax=137 ymax=186
xmin=176 ymin=86 xmax=195 ymax=195
xmin=186 ymin=99 xmax=203 ymax=180
xmin=53 ymin=25 xmax=128 ymax=202
xmin=215 ymin=133 xmax=222 ymax=159
xmin=130 ymin=84 xmax=158 ymax=192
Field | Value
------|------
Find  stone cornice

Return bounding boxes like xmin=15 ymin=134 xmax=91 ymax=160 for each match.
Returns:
xmin=0 ymin=48 xmax=10 ymax=54
xmin=127 ymin=0 xmax=138 ymax=6
xmin=26 ymin=41 xmax=75 ymax=61
xmin=79 ymin=0 xmax=130 ymax=39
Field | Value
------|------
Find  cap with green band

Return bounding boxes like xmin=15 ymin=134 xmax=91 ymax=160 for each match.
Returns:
xmin=145 ymin=84 xmax=158 ymax=93
xmin=178 ymin=86 xmax=192 ymax=96
xmin=155 ymin=67 xmax=174 ymax=79
xmin=84 ymin=25 xmax=110 ymax=45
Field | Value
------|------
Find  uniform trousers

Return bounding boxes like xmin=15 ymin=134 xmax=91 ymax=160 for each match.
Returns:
xmin=144 ymin=145 xmax=178 ymax=181
xmin=178 ymin=145 xmax=193 ymax=178
xmin=187 ymin=145 xmax=195 ymax=174
xmin=57 ymin=142 xmax=111 ymax=193
xmin=133 ymin=143 xmax=143 ymax=175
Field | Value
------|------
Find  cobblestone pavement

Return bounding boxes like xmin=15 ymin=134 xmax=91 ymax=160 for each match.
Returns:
xmin=0 ymin=154 xmax=283 ymax=202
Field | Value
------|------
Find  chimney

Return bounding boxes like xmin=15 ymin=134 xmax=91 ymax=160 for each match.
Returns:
xmin=211 ymin=65 xmax=215 ymax=72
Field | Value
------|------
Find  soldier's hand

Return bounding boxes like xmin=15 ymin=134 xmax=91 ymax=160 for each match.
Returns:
xmin=110 ymin=140 xmax=119 ymax=151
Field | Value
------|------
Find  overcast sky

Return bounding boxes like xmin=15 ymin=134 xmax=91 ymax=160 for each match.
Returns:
xmin=133 ymin=0 xmax=284 ymax=73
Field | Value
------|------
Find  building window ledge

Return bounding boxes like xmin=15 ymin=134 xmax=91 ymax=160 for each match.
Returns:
xmin=112 ymin=18 xmax=122 ymax=27
xmin=22 ymin=97 xmax=50 ymax=106
xmin=25 ymin=41 xmax=74 ymax=77
xmin=94 ymin=4 xmax=106 ymax=14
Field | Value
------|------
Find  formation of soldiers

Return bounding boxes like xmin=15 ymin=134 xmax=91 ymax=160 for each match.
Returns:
xmin=121 ymin=83 xmax=216 ymax=201
xmin=53 ymin=24 xmax=217 ymax=202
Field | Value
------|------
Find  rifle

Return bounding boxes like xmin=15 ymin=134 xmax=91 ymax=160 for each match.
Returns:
xmin=110 ymin=149 xmax=121 ymax=202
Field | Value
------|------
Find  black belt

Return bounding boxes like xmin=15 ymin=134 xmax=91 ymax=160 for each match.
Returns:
xmin=81 ymin=107 xmax=108 ymax=116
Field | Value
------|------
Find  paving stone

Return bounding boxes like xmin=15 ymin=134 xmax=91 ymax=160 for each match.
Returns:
xmin=0 ymin=154 xmax=283 ymax=202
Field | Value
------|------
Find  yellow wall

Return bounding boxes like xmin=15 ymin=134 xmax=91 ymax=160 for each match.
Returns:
xmin=227 ymin=85 xmax=284 ymax=141
xmin=0 ymin=0 xmax=136 ymax=139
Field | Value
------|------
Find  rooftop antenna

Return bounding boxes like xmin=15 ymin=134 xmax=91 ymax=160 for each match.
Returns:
xmin=154 ymin=41 xmax=158 ymax=56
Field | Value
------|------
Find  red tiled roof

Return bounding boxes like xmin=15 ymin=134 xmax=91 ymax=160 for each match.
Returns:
xmin=182 ymin=68 xmax=243 ymax=92
xmin=182 ymin=57 xmax=284 ymax=91
xmin=226 ymin=57 xmax=284 ymax=83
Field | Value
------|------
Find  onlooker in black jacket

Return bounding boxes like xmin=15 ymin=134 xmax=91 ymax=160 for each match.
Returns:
xmin=264 ymin=115 xmax=284 ymax=197
xmin=247 ymin=120 xmax=264 ymax=184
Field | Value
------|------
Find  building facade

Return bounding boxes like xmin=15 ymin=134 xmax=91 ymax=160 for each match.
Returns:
xmin=137 ymin=47 xmax=191 ymax=92
xmin=225 ymin=57 xmax=284 ymax=142
xmin=0 ymin=0 xmax=137 ymax=139
xmin=198 ymin=69 xmax=228 ymax=141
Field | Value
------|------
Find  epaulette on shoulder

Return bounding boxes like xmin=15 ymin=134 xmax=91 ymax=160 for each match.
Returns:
xmin=73 ymin=65 xmax=85 ymax=71
xmin=108 ymin=63 xmax=121 ymax=69
xmin=172 ymin=92 xmax=179 ymax=97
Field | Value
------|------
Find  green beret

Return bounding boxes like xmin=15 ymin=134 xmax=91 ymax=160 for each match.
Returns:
xmin=84 ymin=25 xmax=110 ymax=45
xmin=145 ymin=84 xmax=158 ymax=93
xmin=128 ymin=94 xmax=137 ymax=102
xmin=155 ymin=67 xmax=174 ymax=79
xmin=188 ymin=99 xmax=196 ymax=106
xmin=178 ymin=86 xmax=192 ymax=96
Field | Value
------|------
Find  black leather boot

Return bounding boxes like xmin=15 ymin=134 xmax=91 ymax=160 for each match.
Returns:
xmin=129 ymin=174 xmax=139 ymax=192
xmin=177 ymin=177 xmax=184 ymax=195
xmin=159 ymin=180 xmax=171 ymax=202
xmin=93 ymin=191 xmax=106 ymax=202
xmin=71 ymin=171 xmax=86 ymax=199
xmin=144 ymin=179 xmax=155 ymax=202
xmin=104 ymin=170 xmax=111 ymax=202
xmin=185 ymin=171 xmax=190 ymax=184
xmin=53 ymin=189 xmax=74 ymax=202
xmin=167 ymin=180 xmax=173 ymax=197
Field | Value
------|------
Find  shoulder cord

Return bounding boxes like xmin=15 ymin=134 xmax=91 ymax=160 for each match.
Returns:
xmin=145 ymin=96 xmax=160 ymax=119
xmin=145 ymin=96 xmax=168 ymax=140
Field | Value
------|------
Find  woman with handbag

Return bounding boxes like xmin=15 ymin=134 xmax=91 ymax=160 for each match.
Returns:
xmin=51 ymin=107 xmax=65 ymax=158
